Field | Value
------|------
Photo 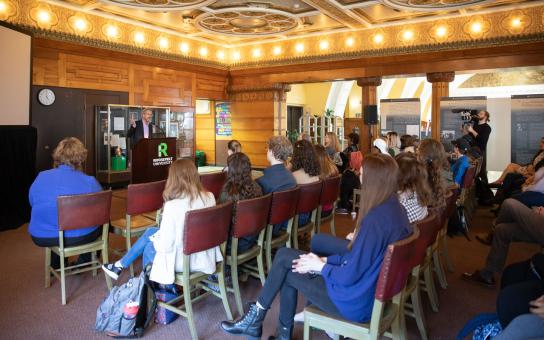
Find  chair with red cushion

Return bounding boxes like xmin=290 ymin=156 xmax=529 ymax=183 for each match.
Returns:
xmin=46 ymin=190 xmax=113 ymax=305
xmin=292 ymin=181 xmax=323 ymax=249
xmin=315 ymin=175 xmax=341 ymax=235
xmin=200 ymin=171 xmax=227 ymax=200
xmin=110 ymin=180 xmax=165 ymax=277
xmin=303 ymin=228 xmax=420 ymax=340
xmin=264 ymin=186 xmax=300 ymax=272
xmin=157 ymin=201 xmax=233 ymax=340
xmin=226 ymin=194 xmax=272 ymax=316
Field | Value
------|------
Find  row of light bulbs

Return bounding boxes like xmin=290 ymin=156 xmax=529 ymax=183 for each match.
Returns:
xmin=10 ymin=3 xmax=528 ymax=62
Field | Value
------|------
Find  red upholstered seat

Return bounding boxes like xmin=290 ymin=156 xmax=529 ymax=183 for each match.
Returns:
xmin=316 ymin=175 xmax=341 ymax=235
xmin=200 ymin=171 xmax=227 ymax=200
xmin=293 ymin=180 xmax=323 ymax=249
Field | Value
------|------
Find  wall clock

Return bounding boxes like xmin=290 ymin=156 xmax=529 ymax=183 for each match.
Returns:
xmin=38 ymin=88 xmax=55 ymax=106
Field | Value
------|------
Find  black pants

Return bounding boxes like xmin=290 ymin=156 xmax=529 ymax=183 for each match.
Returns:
xmin=31 ymin=228 xmax=102 ymax=269
xmin=257 ymin=247 xmax=340 ymax=329
xmin=497 ymin=258 xmax=544 ymax=328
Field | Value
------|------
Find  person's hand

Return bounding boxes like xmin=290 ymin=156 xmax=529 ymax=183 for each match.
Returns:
xmin=467 ymin=125 xmax=476 ymax=134
xmin=530 ymin=295 xmax=544 ymax=319
xmin=346 ymin=232 xmax=354 ymax=241
xmin=532 ymin=206 xmax=544 ymax=216
xmin=130 ymin=114 xmax=136 ymax=128
xmin=292 ymin=253 xmax=325 ymax=274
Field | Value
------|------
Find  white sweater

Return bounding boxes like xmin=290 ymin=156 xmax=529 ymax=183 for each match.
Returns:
xmin=149 ymin=192 xmax=222 ymax=284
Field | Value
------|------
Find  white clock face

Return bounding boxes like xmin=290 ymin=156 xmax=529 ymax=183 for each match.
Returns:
xmin=38 ymin=89 xmax=55 ymax=106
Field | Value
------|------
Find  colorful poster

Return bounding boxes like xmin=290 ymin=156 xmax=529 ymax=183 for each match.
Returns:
xmin=380 ymin=98 xmax=421 ymax=137
xmin=439 ymin=97 xmax=486 ymax=152
xmin=511 ymin=94 xmax=544 ymax=164
xmin=215 ymin=102 xmax=232 ymax=137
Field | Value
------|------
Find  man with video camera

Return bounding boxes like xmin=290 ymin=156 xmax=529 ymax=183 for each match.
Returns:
xmin=467 ymin=110 xmax=492 ymax=183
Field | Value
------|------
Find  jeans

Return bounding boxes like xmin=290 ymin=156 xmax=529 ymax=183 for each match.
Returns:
xmin=32 ymin=227 xmax=102 ymax=269
xmin=257 ymin=247 xmax=340 ymax=329
xmin=494 ymin=314 xmax=544 ymax=340
xmin=119 ymin=227 xmax=158 ymax=270
xmin=310 ymin=234 xmax=349 ymax=257
xmin=512 ymin=190 xmax=544 ymax=208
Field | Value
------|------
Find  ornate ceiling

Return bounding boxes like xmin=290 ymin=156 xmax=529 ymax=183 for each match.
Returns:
xmin=1 ymin=0 xmax=544 ymax=68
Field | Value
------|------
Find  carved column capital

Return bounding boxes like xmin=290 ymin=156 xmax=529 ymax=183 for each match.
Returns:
xmin=356 ymin=76 xmax=382 ymax=87
xmin=426 ymin=71 xmax=455 ymax=83
xmin=228 ymin=83 xmax=291 ymax=102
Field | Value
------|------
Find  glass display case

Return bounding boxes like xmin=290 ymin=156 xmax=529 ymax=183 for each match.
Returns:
xmin=95 ymin=104 xmax=171 ymax=186
xmin=169 ymin=108 xmax=195 ymax=159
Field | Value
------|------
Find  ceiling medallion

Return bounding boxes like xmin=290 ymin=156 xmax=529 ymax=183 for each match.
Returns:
xmin=195 ymin=7 xmax=299 ymax=36
xmin=381 ymin=0 xmax=495 ymax=11
xmin=99 ymin=0 xmax=215 ymax=11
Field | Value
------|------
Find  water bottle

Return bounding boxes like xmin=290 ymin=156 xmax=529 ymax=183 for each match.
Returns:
xmin=120 ymin=301 xmax=139 ymax=335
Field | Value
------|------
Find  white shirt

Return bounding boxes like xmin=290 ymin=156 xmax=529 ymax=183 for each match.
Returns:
xmin=149 ymin=192 xmax=222 ymax=284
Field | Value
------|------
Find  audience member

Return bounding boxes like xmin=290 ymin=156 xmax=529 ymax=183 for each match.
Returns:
xmin=221 ymin=154 xmax=412 ymax=339
xmin=463 ymin=199 xmax=544 ymax=288
xmin=336 ymin=151 xmax=363 ymax=214
xmin=220 ymin=152 xmax=263 ymax=253
xmin=227 ymin=140 xmax=242 ymax=155
xmin=324 ymin=132 xmax=343 ymax=167
xmin=314 ymin=144 xmax=339 ymax=218
xmin=395 ymin=153 xmax=432 ymax=223
xmin=29 ymin=137 xmax=102 ymax=269
xmin=451 ymin=138 xmax=471 ymax=188
xmin=298 ymin=132 xmax=311 ymax=142
xmin=387 ymin=131 xmax=401 ymax=157
xmin=511 ymin=167 xmax=544 ymax=208
xmin=102 ymin=159 xmax=220 ymax=284
xmin=372 ymin=138 xmax=390 ymax=156
xmin=400 ymin=134 xmax=416 ymax=153
xmin=416 ymin=139 xmax=448 ymax=209
xmin=491 ymin=137 xmax=544 ymax=186
xmin=291 ymin=140 xmax=321 ymax=226
xmin=340 ymin=132 xmax=359 ymax=173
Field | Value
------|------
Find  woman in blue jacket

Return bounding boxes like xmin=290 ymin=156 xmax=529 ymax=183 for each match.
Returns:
xmin=220 ymin=154 xmax=413 ymax=340
xmin=29 ymin=137 xmax=102 ymax=269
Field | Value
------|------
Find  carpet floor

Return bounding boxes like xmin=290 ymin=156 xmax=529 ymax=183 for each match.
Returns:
xmin=0 ymin=194 xmax=538 ymax=339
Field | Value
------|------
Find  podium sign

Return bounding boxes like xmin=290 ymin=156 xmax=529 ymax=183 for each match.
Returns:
xmin=132 ymin=137 xmax=176 ymax=184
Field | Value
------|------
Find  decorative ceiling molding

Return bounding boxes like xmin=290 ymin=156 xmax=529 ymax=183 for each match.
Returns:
xmin=301 ymin=0 xmax=367 ymax=28
xmin=381 ymin=0 xmax=497 ymax=12
xmin=99 ymin=0 xmax=215 ymax=11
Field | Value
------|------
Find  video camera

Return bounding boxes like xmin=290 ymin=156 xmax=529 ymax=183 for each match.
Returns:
xmin=451 ymin=108 xmax=478 ymax=122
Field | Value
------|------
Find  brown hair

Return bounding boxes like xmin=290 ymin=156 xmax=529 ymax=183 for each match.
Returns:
xmin=349 ymin=154 xmax=399 ymax=249
xmin=325 ymin=132 xmax=341 ymax=153
xmin=221 ymin=152 xmax=262 ymax=202
xmin=227 ymin=140 xmax=242 ymax=153
xmin=417 ymin=139 xmax=447 ymax=208
xmin=52 ymin=137 xmax=88 ymax=171
xmin=314 ymin=144 xmax=338 ymax=180
xmin=267 ymin=136 xmax=293 ymax=162
xmin=163 ymin=159 xmax=206 ymax=203
xmin=292 ymin=140 xmax=320 ymax=177
xmin=395 ymin=153 xmax=433 ymax=207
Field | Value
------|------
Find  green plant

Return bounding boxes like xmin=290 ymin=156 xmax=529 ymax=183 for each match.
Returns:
xmin=324 ymin=108 xmax=334 ymax=117
xmin=286 ymin=129 xmax=299 ymax=143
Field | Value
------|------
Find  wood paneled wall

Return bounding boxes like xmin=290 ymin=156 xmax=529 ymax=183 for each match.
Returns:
xmin=195 ymin=109 xmax=216 ymax=164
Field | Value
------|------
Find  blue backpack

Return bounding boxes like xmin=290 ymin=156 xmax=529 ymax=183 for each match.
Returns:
xmin=457 ymin=313 xmax=503 ymax=340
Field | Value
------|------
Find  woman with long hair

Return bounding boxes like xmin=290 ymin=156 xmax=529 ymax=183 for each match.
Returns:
xmin=314 ymin=144 xmax=339 ymax=180
xmin=291 ymin=140 xmax=320 ymax=185
xmin=417 ymin=139 xmax=448 ymax=209
xmin=395 ymin=153 xmax=432 ymax=223
xmin=221 ymin=154 xmax=412 ymax=339
xmin=102 ymin=159 xmax=220 ymax=284
xmin=324 ymin=131 xmax=343 ymax=167
xmin=387 ymin=131 xmax=401 ymax=156
xmin=220 ymin=152 xmax=263 ymax=253
xmin=401 ymin=134 xmax=416 ymax=153
xmin=336 ymin=151 xmax=363 ymax=214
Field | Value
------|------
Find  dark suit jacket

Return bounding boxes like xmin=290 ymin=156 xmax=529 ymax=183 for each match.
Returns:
xmin=127 ymin=120 xmax=156 ymax=148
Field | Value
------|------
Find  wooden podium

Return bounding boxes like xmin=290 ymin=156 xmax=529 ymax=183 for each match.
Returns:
xmin=131 ymin=137 xmax=177 ymax=184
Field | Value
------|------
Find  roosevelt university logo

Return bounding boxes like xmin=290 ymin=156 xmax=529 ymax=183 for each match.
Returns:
xmin=158 ymin=143 xmax=168 ymax=157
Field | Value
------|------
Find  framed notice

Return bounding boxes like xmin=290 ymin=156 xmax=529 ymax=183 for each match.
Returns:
xmin=380 ymin=98 xmax=421 ymax=137
xmin=215 ymin=102 xmax=232 ymax=137
xmin=511 ymin=94 xmax=544 ymax=164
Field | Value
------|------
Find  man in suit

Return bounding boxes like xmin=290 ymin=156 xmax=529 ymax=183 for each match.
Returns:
xmin=127 ymin=108 xmax=155 ymax=148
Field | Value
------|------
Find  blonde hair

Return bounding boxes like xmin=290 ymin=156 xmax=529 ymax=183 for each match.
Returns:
xmin=314 ymin=144 xmax=339 ymax=180
xmin=52 ymin=137 xmax=87 ymax=171
xmin=325 ymin=132 xmax=341 ymax=153
xmin=163 ymin=159 xmax=206 ymax=203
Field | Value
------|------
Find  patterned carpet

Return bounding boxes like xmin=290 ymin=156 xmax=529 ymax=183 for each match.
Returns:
xmin=0 ymin=195 xmax=537 ymax=340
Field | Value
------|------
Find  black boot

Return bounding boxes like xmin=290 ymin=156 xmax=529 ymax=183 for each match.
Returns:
xmin=268 ymin=325 xmax=293 ymax=340
xmin=221 ymin=302 xmax=267 ymax=338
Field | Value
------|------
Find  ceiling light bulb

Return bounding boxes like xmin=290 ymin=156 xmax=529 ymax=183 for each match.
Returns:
xmin=319 ymin=40 xmax=329 ymax=50
xmin=180 ymin=42 xmax=189 ymax=53
xmin=402 ymin=30 xmax=414 ymax=40
xmin=37 ymin=10 xmax=50 ymax=23
xmin=346 ymin=37 xmax=354 ymax=47
xmin=273 ymin=46 xmax=282 ymax=55
xmin=511 ymin=18 xmax=522 ymax=28
xmin=106 ymin=25 xmax=118 ymax=38
xmin=436 ymin=26 xmax=447 ymax=37
xmin=158 ymin=37 xmax=169 ymax=49
xmin=373 ymin=34 xmax=383 ymax=44
xmin=295 ymin=43 xmax=304 ymax=53
xmin=74 ymin=18 xmax=87 ymax=31
xmin=471 ymin=22 xmax=482 ymax=33
xmin=252 ymin=48 xmax=261 ymax=58
xmin=0 ymin=2 xmax=6 ymax=12
xmin=216 ymin=51 xmax=225 ymax=60
xmin=233 ymin=51 xmax=241 ymax=60
xmin=134 ymin=32 xmax=145 ymax=44
xmin=199 ymin=47 xmax=208 ymax=57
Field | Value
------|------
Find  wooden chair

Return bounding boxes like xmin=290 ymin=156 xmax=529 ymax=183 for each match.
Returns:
xmin=316 ymin=175 xmax=341 ymax=236
xmin=200 ymin=171 xmax=227 ymax=200
xmin=441 ymin=189 xmax=459 ymax=273
xmin=110 ymin=180 xmax=165 ymax=277
xmin=157 ymin=202 xmax=234 ymax=340
xmin=45 ymin=190 xmax=113 ymax=305
xmin=401 ymin=213 xmax=439 ymax=340
xmin=292 ymin=181 xmax=323 ymax=249
xmin=352 ymin=188 xmax=362 ymax=213
xmin=430 ymin=190 xmax=457 ymax=290
xmin=264 ymin=186 xmax=300 ymax=272
xmin=226 ymin=194 xmax=272 ymax=316
xmin=303 ymin=228 xmax=419 ymax=340
xmin=417 ymin=212 xmax=443 ymax=314
xmin=459 ymin=166 xmax=477 ymax=226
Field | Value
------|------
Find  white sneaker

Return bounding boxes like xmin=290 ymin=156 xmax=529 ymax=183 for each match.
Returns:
xmin=325 ymin=330 xmax=337 ymax=339
xmin=294 ymin=311 xmax=304 ymax=323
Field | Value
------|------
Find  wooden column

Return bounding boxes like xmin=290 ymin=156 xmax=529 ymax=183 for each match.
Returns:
xmin=356 ymin=76 xmax=382 ymax=154
xmin=426 ymin=72 xmax=455 ymax=141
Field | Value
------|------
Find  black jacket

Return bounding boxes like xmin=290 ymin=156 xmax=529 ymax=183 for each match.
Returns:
xmin=127 ymin=120 xmax=156 ymax=148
